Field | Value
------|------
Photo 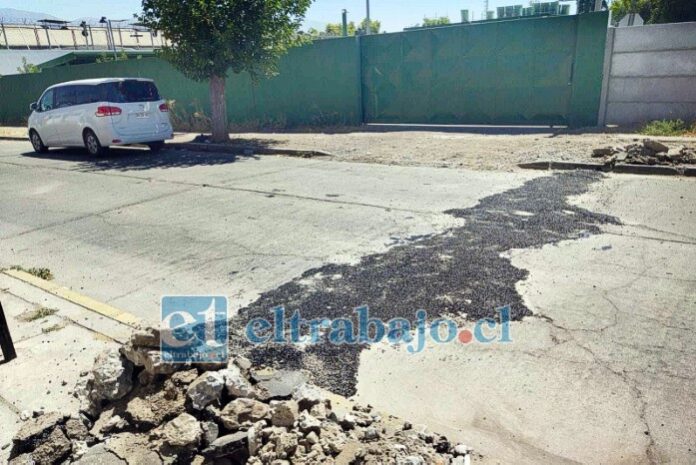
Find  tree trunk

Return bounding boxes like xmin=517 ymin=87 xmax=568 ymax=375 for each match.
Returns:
xmin=209 ymin=75 xmax=229 ymax=143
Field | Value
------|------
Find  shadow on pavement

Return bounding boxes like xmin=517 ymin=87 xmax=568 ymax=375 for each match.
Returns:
xmin=21 ymin=146 xmax=258 ymax=171
xmin=238 ymin=124 xmax=565 ymax=136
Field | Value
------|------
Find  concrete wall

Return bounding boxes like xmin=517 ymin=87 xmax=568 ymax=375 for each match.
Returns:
xmin=599 ymin=22 xmax=696 ymax=126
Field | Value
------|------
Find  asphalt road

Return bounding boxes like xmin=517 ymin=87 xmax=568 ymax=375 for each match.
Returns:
xmin=1 ymin=140 xmax=694 ymax=465
xmin=0 ymin=140 xmax=536 ymax=319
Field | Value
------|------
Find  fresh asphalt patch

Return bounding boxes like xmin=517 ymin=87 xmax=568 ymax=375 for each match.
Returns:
xmin=231 ymin=171 xmax=620 ymax=396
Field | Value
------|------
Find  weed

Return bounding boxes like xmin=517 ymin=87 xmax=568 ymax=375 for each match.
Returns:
xmin=41 ymin=323 xmax=66 ymax=334
xmin=640 ymin=119 xmax=696 ymax=137
xmin=10 ymin=265 xmax=54 ymax=280
xmin=19 ymin=307 xmax=58 ymax=322
xmin=167 ymin=99 xmax=211 ymax=133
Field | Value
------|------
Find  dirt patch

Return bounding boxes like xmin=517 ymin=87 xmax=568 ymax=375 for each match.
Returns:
xmin=174 ymin=130 xmax=695 ymax=171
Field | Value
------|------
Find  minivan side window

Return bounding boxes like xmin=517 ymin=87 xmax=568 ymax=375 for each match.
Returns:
xmin=39 ymin=89 xmax=55 ymax=112
xmin=54 ymin=86 xmax=77 ymax=109
xmin=74 ymin=85 xmax=102 ymax=105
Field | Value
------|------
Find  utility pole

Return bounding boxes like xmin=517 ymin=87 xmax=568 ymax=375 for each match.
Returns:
xmin=342 ymin=9 xmax=348 ymax=37
xmin=99 ymin=17 xmax=118 ymax=59
xmin=365 ymin=0 xmax=371 ymax=35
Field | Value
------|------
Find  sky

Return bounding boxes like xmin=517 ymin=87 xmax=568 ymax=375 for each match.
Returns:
xmin=0 ymin=0 xmax=576 ymax=32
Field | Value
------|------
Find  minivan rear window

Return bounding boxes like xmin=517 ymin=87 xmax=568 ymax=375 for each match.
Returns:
xmin=102 ymin=80 xmax=161 ymax=103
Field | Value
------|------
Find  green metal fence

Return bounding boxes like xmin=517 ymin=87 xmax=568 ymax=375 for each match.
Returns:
xmin=0 ymin=13 xmax=608 ymax=128
xmin=361 ymin=12 xmax=608 ymax=126
xmin=0 ymin=37 xmax=363 ymax=127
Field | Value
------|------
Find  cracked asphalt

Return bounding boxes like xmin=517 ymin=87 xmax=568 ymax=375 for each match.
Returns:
xmin=235 ymin=171 xmax=619 ymax=395
xmin=0 ymin=139 xmax=694 ymax=464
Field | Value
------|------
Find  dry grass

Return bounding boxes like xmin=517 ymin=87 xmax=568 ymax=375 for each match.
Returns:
xmin=9 ymin=265 xmax=54 ymax=281
xmin=19 ymin=307 xmax=58 ymax=322
xmin=41 ymin=322 xmax=66 ymax=333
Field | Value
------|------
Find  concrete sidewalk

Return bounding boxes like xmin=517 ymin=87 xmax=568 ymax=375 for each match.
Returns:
xmin=0 ymin=271 xmax=133 ymax=463
xmin=0 ymin=127 xmax=26 ymax=140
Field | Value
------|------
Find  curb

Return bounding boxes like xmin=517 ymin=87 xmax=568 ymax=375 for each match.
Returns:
xmin=0 ymin=136 xmax=28 ymax=141
xmin=2 ymin=269 xmax=142 ymax=328
xmin=519 ymin=161 xmax=696 ymax=177
xmin=167 ymin=142 xmax=333 ymax=158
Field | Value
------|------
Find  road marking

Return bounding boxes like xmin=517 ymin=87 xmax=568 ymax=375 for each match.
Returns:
xmin=2 ymin=269 xmax=141 ymax=328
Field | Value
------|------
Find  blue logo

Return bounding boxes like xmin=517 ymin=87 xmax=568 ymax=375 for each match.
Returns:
xmin=161 ymin=296 xmax=228 ymax=363
xmin=245 ymin=305 xmax=512 ymax=354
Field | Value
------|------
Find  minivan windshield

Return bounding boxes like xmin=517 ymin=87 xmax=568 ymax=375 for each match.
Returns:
xmin=104 ymin=80 xmax=160 ymax=103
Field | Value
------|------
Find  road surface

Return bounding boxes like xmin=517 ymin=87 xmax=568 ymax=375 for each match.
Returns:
xmin=0 ymin=140 xmax=694 ymax=464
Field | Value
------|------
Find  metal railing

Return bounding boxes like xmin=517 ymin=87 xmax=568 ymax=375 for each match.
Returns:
xmin=0 ymin=22 xmax=167 ymax=50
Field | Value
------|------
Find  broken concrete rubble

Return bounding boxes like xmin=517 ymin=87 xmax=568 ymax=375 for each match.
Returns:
xmin=253 ymin=368 xmax=309 ymax=401
xmin=593 ymin=139 xmax=696 ymax=168
xmin=642 ymin=139 xmax=669 ymax=153
xmin=10 ymin=330 xmax=472 ymax=464
xmin=218 ymin=398 xmax=271 ymax=430
xmin=92 ymin=349 xmax=134 ymax=402
xmin=269 ymin=400 xmax=299 ymax=428
xmin=157 ymin=412 xmax=202 ymax=448
xmin=187 ymin=371 xmax=225 ymax=410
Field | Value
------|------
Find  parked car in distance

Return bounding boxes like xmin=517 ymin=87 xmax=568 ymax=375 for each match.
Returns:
xmin=28 ymin=78 xmax=173 ymax=156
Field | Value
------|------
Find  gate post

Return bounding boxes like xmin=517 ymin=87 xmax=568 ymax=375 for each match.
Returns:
xmin=0 ymin=301 xmax=17 ymax=364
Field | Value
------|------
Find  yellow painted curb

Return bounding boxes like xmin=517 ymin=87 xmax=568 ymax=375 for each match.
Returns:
xmin=3 ymin=269 xmax=142 ymax=328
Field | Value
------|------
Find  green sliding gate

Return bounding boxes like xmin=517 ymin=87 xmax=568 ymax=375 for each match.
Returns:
xmin=360 ymin=12 xmax=608 ymax=126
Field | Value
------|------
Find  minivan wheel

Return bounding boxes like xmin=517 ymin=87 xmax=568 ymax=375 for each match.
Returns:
xmin=84 ymin=129 xmax=106 ymax=156
xmin=30 ymin=130 xmax=48 ymax=153
xmin=148 ymin=141 xmax=165 ymax=153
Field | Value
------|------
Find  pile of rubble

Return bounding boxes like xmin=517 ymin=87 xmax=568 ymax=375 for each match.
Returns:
xmin=8 ymin=328 xmax=472 ymax=465
xmin=592 ymin=139 xmax=696 ymax=166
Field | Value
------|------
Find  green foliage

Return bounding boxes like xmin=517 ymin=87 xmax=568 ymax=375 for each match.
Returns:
xmin=10 ymin=265 xmax=54 ymax=280
xmin=639 ymin=119 xmax=696 ymax=136
xmin=324 ymin=21 xmax=356 ymax=36
xmin=649 ymin=0 xmax=696 ymax=23
xmin=610 ymin=0 xmax=696 ymax=24
xmin=139 ymin=0 xmax=313 ymax=81
xmin=421 ymin=16 xmax=451 ymax=27
xmin=610 ymin=0 xmax=654 ymax=24
xmin=307 ymin=18 xmax=380 ymax=38
xmin=358 ymin=18 xmax=381 ymax=34
xmin=167 ymin=99 xmax=212 ymax=133
xmin=16 ymin=57 xmax=41 ymax=74
xmin=95 ymin=51 xmax=130 ymax=64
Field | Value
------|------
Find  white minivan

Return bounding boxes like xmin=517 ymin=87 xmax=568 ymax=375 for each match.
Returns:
xmin=28 ymin=78 xmax=173 ymax=156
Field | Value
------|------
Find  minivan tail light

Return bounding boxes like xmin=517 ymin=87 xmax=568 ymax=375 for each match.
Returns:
xmin=95 ymin=106 xmax=122 ymax=117
xmin=159 ymin=103 xmax=169 ymax=112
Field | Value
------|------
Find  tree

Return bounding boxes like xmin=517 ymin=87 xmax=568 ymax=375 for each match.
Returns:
xmin=422 ymin=16 xmax=451 ymax=27
xmin=139 ymin=0 xmax=312 ymax=142
xmin=16 ymin=57 xmax=41 ymax=74
xmin=306 ymin=21 xmax=356 ymax=37
xmin=306 ymin=18 xmax=379 ymax=37
xmin=357 ymin=18 xmax=381 ymax=34
xmin=649 ymin=0 xmax=696 ymax=23
xmin=609 ymin=0 xmax=695 ymax=24
xmin=325 ymin=21 xmax=357 ymax=36
xmin=610 ymin=0 xmax=654 ymax=24
xmin=95 ymin=51 xmax=130 ymax=63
